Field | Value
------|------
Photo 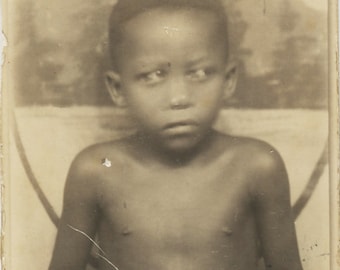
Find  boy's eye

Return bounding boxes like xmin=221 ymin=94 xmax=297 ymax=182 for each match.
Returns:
xmin=137 ymin=69 xmax=166 ymax=84
xmin=187 ymin=68 xmax=214 ymax=81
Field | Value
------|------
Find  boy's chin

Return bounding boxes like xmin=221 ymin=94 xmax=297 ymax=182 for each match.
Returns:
xmin=135 ymin=129 xmax=214 ymax=157
xmin=157 ymin=134 xmax=205 ymax=155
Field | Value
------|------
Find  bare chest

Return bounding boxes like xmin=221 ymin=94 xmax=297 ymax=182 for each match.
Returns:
xmin=98 ymin=163 xmax=252 ymax=243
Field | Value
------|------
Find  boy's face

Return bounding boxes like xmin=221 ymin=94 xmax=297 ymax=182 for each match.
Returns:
xmin=107 ymin=8 xmax=237 ymax=153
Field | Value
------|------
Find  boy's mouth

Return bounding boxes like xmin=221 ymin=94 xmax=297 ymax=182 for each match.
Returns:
xmin=162 ymin=120 xmax=199 ymax=135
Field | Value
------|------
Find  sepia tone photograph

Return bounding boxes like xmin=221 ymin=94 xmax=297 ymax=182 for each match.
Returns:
xmin=1 ymin=0 xmax=338 ymax=270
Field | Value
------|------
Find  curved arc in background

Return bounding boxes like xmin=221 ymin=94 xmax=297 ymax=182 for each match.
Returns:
xmin=11 ymin=110 xmax=59 ymax=227
xmin=292 ymin=141 xmax=328 ymax=219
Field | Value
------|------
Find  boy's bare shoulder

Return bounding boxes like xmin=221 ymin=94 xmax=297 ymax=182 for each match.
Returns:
xmin=224 ymin=135 xmax=286 ymax=178
xmin=224 ymin=135 xmax=289 ymax=197
xmin=67 ymin=137 xmax=135 ymax=180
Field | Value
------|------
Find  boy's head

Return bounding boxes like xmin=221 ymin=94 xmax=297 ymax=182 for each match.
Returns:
xmin=105 ymin=0 xmax=238 ymax=153
xmin=108 ymin=0 xmax=229 ymax=70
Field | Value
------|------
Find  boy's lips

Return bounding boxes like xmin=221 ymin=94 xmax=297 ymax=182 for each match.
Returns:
xmin=162 ymin=120 xmax=199 ymax=135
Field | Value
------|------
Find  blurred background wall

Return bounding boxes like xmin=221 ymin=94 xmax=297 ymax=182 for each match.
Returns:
xmin=10 ymin=0 xmax=328 ymax=108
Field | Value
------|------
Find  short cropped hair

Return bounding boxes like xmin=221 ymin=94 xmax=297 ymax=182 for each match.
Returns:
xmin=108 ymin=0 xmax=229 ymax=70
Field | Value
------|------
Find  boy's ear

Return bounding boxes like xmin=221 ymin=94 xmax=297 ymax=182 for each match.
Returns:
xmin=223 ymin=60 xmax=238 ymax=100
xmin=105 ymin=71 xmax=127 ymax=107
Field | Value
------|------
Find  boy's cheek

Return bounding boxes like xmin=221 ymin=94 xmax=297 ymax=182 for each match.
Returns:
xmin=197 ymin=89 xmax=225 ymax=108
xmin=200 ymin=96 xmax=222 ymax=108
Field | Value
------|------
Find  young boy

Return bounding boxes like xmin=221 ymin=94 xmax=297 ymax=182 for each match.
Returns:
xmin=49 ymin=0 xmax=303 ymax=269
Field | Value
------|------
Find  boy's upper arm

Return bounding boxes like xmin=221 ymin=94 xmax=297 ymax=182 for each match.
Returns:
xmin=250 ymin=144 xmax=303 ymax=270
xmin=62 ymin=152 xmax=100 ymax=226
xmin=49 ymin=151 xmax=100 ymax=270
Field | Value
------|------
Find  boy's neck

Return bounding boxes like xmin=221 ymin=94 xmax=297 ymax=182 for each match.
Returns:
xmin=128 ymin=129 xmax=227 ymax=168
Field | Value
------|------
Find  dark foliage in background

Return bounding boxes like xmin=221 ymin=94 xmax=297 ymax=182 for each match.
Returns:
xmin=13 ymin=0 xmax=327 ymax=108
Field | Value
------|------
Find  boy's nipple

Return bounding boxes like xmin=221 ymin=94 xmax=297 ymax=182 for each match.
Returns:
xmin=122 ymin=226 xmax=132 ymax=236
xmin=222 ymin=226 xmax=233 ymax=236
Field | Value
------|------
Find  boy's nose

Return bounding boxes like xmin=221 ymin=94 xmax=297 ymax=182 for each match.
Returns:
xmin=168 ymin=78 xmax=192 ymax=110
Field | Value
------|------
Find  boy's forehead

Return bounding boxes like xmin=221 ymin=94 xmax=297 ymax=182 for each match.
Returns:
xmin=116 ymin=9 xmax=228 ymax=70
xmin=109 ymin=3 xmax=229 ymax=70
xmin=122 ymin=8 xmax=223 ymax=42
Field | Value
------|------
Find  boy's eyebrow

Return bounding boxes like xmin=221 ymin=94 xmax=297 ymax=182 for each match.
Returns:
xmin=134 ymin=59 xmax=171 ymax=70
xmin=132 ymin=54 xmax=212 ymax=70
xmin=186 ymin=56 xmax=210 ymax=66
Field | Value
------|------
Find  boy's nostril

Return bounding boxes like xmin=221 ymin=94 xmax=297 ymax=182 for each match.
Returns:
xmin=171 ymin=103 xmax=189 ymax=110
xmin=170 ymin=96 xmax=191 ymax=109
